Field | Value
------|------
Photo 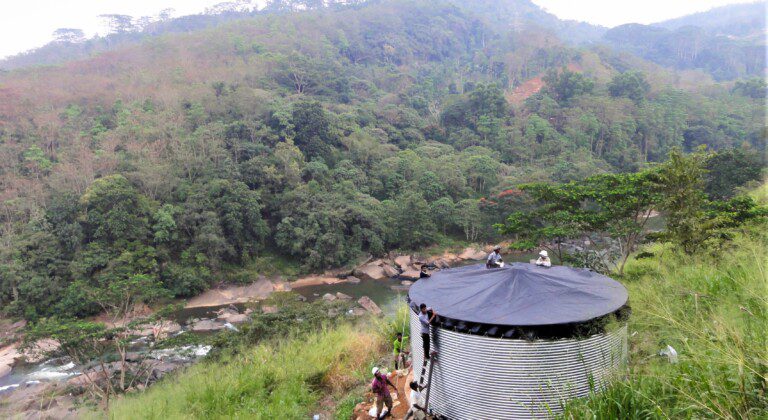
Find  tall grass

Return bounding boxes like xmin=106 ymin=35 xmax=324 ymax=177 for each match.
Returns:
xmin=108 ymin=325 xmax=386 ymax=419
xmin=562 ymin=226 xmax=767 ymax=419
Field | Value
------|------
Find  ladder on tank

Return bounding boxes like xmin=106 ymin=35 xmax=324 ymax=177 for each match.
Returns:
xmin=415 ymin=352 xmax=437 ymax=416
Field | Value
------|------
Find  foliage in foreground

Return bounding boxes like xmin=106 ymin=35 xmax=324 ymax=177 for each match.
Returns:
xmin=108 ymin=324 xmax=386 ymax=419
xmin=561 ymin=226 xmax=767 ymax=419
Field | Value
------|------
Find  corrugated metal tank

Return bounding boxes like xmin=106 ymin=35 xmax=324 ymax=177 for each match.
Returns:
xmin=409 ymin=309 xmax=628 ymax=419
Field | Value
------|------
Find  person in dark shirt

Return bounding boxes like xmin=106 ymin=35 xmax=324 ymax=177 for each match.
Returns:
xmin=371 ymin=367 xmax=397 ymax=419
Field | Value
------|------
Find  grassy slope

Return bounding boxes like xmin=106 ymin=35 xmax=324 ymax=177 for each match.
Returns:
xmin=108 ymin=325 xmax=387 ymax=419
xmin=563 ymin=226 xmax=767 ymax=418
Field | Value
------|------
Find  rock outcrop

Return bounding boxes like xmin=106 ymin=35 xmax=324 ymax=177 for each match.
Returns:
xmin=381 ymin=264 xmax=399 ymax=277
xmin=394 ymin=255 xmax=412 ymax=268
xmin=357 ymin=296 xmax=382 ymax=316
xmin=191 ymin=319 xmax=226 ymax=332
xmin=399 ymin=269 xmax=421 ymax=281
xmin=354 ymin=263 xmax=387 ymax=280
xmin=458 ymin=247 xmax=486 ymax=260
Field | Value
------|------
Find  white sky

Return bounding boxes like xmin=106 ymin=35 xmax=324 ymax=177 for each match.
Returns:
xmin=0 ymin=0 xmax=758 ymax=59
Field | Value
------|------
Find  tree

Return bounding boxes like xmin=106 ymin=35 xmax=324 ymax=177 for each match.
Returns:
xmin=654 ymin=148 xmax=710 ymax=254
xmin=732 ymin=78 xmax=766 ymax=99
xmin=78 ymin=175 xmax=151 ymax=245
xmin=99 ymin=14 xmax=136 ymax=34
xmin=498 ymin=179 xmax=593 ymax=261
xmin=52 ymin=28 xmax=85 ymax=43
xmin=543 ymin=68 xmax=594 ymax=103
xmin=388 ymin=191 xmax=435 ymax=249
xmin=498 ymin=171 xmax=661 ymax=274
xmin=455 ymin=199 xmax=482 ymax=242
xmin=656 ymin=148 xmax=767 ymax=253
xmin=430 ymin=197 xmax=455 ymax=234
xmin=705 ymin=149 xmax=764 ymax=199
xmin=608 ymin=71 xmax=650 ymax=103
xmin=582 ymin=171 xmax=661 ymax=274
xmin=291 ymin=101 xmax=336 ymax=161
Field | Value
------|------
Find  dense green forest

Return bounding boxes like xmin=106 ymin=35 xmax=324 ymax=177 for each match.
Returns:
xmin=0 ymin=0 xmax=765 ymax=320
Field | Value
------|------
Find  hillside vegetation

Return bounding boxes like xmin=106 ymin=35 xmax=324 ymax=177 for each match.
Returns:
xmin=563 ymin=220 xmax=767 ymax=418
xmin=604 ymin=2 xmax=766 ymax=81
xmin=104 ymin=184 xmax=767 ymax=419
xmin=1 ymin=0 xmax=764 ymax=321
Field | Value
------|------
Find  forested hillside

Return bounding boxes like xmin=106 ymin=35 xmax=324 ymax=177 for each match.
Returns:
xmin=0 ymin=0 xmax=765 ymax=320
xmin=603 ymin=2 xmax=766 ymax=80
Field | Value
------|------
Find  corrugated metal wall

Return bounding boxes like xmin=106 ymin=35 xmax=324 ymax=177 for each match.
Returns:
xmin=409 ymin=309 xmax=627 ymax=419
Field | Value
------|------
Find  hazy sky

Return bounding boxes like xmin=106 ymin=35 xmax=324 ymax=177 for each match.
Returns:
xmin=0 ymin=0 xmax=758 ymax=59
xmin=531 ymin=0 xmax=760 ymax=27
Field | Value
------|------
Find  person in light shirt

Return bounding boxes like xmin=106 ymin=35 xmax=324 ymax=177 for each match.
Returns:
xmin=486 ymin=246 xmax=503 ymax=268
xmin=404 ymin=380 xmax=427 ymax=420
xmin=535 ymin=250 xmax=552 ymax=267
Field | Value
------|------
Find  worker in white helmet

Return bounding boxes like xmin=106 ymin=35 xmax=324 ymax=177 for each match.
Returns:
xmin=371 ymin=366 xmax=397 ymax=419
xmin=535 ymin=250 xmax=552 ymax=267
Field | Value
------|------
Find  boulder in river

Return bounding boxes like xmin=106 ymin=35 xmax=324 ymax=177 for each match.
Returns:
xmin=399 ymin=269 xmax=421 ymax=281
xmin=357 ymin=296 xmax=382 ymax=316
xmin=394 ymin=255 xmax=412 ymax=268
xmin=158 ymin=321 xmax=182 ymax=334
xmin=336 ymin=292 xmax=353 ymax=300
xmin=346 ymin=276 xmax=361 ymax=284
xmin=226 ymin=314 xmax=250 ymax=324
xmin=216 ymin=307 xmax=239 ymax=318
xmin=191 ymin=319 xmax=226 ymax=332
xmin=322 ymin=293 xmax=337 ymax=302
xmin=354 ymin=263 xmax=386 ymax=280
xmin=381 ymin=264 xmax=399 ymax=278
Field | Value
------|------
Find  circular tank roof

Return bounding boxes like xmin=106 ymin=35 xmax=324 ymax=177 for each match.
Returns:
xmin=409 ymin=263 xmax=628 ymax=326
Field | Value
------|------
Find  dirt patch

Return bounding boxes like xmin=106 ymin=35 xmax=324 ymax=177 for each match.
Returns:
xmin=507 ymin=76 xmax=545 ymax=105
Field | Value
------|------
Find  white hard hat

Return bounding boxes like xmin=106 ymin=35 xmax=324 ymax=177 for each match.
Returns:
xmin=372 ymin=367 xmax=379 ymax=375
xmin=539 ymin=250 xmax=548 ymax=257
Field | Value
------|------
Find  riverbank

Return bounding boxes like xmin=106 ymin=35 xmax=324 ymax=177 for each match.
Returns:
xmin=0 ymin=244 xmax=521 ymax=418
xmin=183 ymin=245 xmax=531 ymax=309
